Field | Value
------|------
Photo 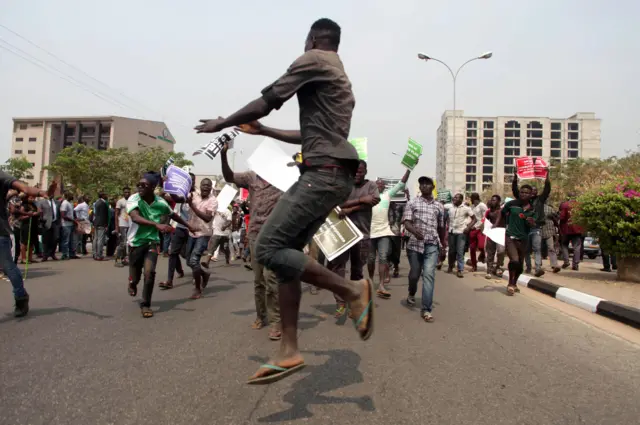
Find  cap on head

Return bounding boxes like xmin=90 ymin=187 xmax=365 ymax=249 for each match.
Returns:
xmin=418 ymin=176 xmax=434 ymax=186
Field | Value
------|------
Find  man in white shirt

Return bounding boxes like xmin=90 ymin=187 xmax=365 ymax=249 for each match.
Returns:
xmin=368 ymin=169 xmax=411 ymax=298
xmin=60 ymin=192 xmax=79 ymax=259
xmin=114 ymin=186 xmax=131 ymax=267
xmin=186 ymin=178 xmax=217 ymax=299
xmin=74 ymin=196 xmax=90 ymax=255
xmin=469 ymin=192 xmax=488 ymax=272
xmin=202 ymin=207 xmax=232 ymax=267
xmin=444 ymin=193 xmax=476 ymax=277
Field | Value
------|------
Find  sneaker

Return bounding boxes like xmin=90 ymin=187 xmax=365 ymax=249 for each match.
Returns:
xmin=572 ymin=265 xmax=579 ymax=271
xmin=552 ymin=267 xmax=561 ymax=273
xmin=561 ymin=263 xmax=570 ymax=269
xmin=14 ymin=293 xmax=29 ymax=318
xmin=421 ymin=311 xmax=434 ymax=322
xmin=534 ymin=269 xmax=545 ymax=277
xmin=600 ymin=268 xmax=611 ymax=272
xmin=456 ymin=271 xmax=464 ymax=278
xmin=114 ymin=262 xmax=124 ymax=268
xmin=485 ymin=273 xmax=492 ymax=280
xmin=406 ymin=295 xmax=416 ymax=307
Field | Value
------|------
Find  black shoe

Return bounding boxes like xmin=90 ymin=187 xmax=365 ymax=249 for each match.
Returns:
xmin=70 ymin=255 xmax=81 ymax=259
xmin=14 ymin=293 xmax=29 ymax=318
xmin=600 ymin=268 xmax=611 ymax=272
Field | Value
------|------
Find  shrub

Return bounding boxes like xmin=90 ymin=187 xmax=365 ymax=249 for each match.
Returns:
xmin=574 ymin=178 xmax=640 ymax=258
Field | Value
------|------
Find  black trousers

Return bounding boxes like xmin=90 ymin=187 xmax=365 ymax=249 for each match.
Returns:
xmin=129 ymin=243 xmax=159 ymax=308
xmin=42 ymin=225 xmax=60 ymax=258
xmin=388 ymin=236 xmax=401 ymax=268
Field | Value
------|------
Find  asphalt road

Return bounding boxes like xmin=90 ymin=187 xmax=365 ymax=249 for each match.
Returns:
xmin=1 ymin=256 xmax=639 ymax=425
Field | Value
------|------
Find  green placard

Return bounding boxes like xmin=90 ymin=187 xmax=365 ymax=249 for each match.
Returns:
xmin=437 ymin=189 xmax=452 ymax=203
xmin=349 ymin=137 xmax=368 ymax=160
xmin=401 ymin=138 xmax=423 ymax=170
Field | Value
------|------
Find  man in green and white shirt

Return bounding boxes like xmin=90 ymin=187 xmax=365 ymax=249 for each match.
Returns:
xmin=368 ymin=168 xmax=412 ymax=297
xmin=126 ymin=172 xmax=195 ymax=318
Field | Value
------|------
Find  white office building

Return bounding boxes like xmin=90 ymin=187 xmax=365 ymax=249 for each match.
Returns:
xmin=436 ymin=111 xmax=601 ymax=194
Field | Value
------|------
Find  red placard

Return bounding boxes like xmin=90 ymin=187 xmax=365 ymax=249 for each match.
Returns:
xmin=240 ymin=188 xmax=249 ymax=201
xmin=516 ymin=157 xmax=548 ymax=180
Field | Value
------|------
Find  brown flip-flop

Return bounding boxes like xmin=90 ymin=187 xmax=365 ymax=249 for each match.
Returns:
xmin=247 ymin=362 xmax=306 ymax=385
xmin=351 ymin=279 xmax=374 ymax=340
xmin=376 ymin=289 xmax=391 ymax=299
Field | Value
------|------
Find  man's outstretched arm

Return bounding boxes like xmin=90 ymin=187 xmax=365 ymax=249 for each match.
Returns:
xmin=195 ymin=98 xmax=273 ymax=134
xmin=234 ymin=121 xmax=301 ymax=145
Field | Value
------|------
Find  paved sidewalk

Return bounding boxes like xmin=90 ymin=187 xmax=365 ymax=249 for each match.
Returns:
xmin=532 ymin=260 xmax=640 ymax=309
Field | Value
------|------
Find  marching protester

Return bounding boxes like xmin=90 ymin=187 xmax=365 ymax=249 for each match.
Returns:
xmin=196 ymin=18 xmax=374 ymax=385
xmin=0 ymin=170 xmax=47 ymax=317
xmin=445 ymin=193 xmax=476 ymax=278
xmin=219 ymin=142 xmax=283 ymax=340
xmin=230 ymin=204 xmax=243 ymax=260
xmin=497 ymin=185 xmax=537 ymax=296
xmin=186 ymin=178 xmax=217 ymax=299
xmin=368 ymin=168 xmax=411 ymax=298
xmin=402 ymin=176 xmax=446 ymax=322
xmin=559 ymin=192 xmax=584 ymax=271
xmin=126 ymin=172 xmax=195 ymax=317
xmin=512 ymin=170 xmax=551 ymax=277
xmin=541 ymin=202 xmax=561 ymax=273
xmin=203 ymin=206 xmax=232 ymax=266
xmin=114 ymin=186 xmax=131 ymax=267
xmin=387 ymin=191 xmax=407 ymax=278
xmin=468 ymin=192 xmax=488 ymax=272
xmin=483 ymin=195 xmax=505 ymax=279
xmin=327 ymin=160 xmax=379 ymax=314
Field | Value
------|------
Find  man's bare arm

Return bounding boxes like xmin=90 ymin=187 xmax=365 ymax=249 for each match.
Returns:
xmin=260 ymin=126 xmax=302 ymax=145
xmin=195 ymin=98 xmax=273 ymax=134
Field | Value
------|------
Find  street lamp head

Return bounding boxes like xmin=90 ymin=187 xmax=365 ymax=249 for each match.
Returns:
xmin=478 ymin=51 xmax=493 ymax=59
xmin=417 ymin=53 xmax=430 ymax=61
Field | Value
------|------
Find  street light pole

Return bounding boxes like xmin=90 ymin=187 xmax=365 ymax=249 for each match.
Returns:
xmin=417 ymin=51 xmax=492 ymax=192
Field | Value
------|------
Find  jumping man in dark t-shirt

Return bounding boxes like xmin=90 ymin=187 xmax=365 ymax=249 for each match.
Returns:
xmin=194 ymin=18 xmax=374 ymax=385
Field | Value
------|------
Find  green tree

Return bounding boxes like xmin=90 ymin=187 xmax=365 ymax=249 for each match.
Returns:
xmin=0 ymin=156 xmax=34 ymax=181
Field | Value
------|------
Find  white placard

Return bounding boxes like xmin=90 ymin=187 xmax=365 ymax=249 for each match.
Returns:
xmin=246 ymin=138 xmax=299 ymax=193
xmin=216 ymin=185 xmax=238 ymax=211
xmin=482 ymin=220 xmax=506 ymax=246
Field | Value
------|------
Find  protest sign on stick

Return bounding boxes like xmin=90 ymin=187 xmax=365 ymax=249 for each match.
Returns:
xmin=163 ymin=165 xmax=192 ymax=199
xmin=193 ymin=129 xmax=239 ymax=159
xmin=313 ymin=208 xmax=363 ymax=262
xmin=401 ymin=138 xmax=423 ymax=170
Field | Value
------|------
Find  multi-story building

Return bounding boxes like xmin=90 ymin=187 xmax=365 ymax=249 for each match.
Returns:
xmin=436 ymin=111 xmax=601 ymax=194
xmin=9 ymin=115 xmax=176 ymax=187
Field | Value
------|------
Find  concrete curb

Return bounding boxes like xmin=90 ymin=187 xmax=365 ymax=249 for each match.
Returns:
xmin=473 ymin=263 xmax=640 ymax=329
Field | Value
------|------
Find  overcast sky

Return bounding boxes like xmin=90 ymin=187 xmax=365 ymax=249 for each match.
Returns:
xmin=1 ymin=0 xmax=639 ymax=189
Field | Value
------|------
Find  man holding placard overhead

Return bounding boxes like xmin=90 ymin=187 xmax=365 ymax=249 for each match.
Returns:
xmin=195 ymin=18 xmax=374 ymax=384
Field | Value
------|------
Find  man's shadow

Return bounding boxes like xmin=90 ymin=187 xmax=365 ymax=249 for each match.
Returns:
xmin=251 ymin=349 xmax=375 ymax=422
xmin=151 ymin=284 xmax=235 ymax=314
xmin=0 ymin=307 xmax=112 ymax=324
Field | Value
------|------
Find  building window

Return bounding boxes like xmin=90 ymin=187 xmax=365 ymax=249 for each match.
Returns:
xmin=466 ymin=184 xmax=476 ymax=192
xmin=483 ymin=121 xmax=494 ymax=129
xmin=483 ymin=139 xmax=494 ymax=147
xmin=14 ymin=150 xmax=22 ymax=154
xmin=467 ymin=129 xmax=477 ymax=137
xmin=568 ymin=132 xmax=579 ymax=140
xmin=28 ymin=137 xmax=37 ymax=142
xmin=551 ymin=122 xmax=562 ymax=130
xmin=568 ymin=141 xmax=579 ymax=150
xmin=568 ymin=150 xmax=579 ymax=158
xmin=527 ymin=140 xmax=543 ymax=148
xmin=505 ymin=139 xmax=520 ymax=147
xmin=482 ymin=175 xmax=493 ymax=183
xmin=551 ymin=141 xmax=561 ymax=149
xmin=551 ymin=131 xmax=561 ymax=140
xmin=82 ymin=126 xmax=96 ymax=135
xmin=527 ymin=148 xmax=543 ymax=157
xmin=466 ymin=175 xmax=476 ymax=183
xmin=504 ymin=130 xmax=520 ymax=138
xmin=527 ymin=120 xmax=543 ymax=129
xmin=504 ymin=148 xmax=520 ymax=156
xmin=504 ymin=166 xmax=515 ymax=175
xmin=101 ymin=125 xmax=111 ymax=135
xmin=505 ymin=120 xmax=520 ymax=129
xmin=482 ymin=166 xmax=493 ymax=174
xmin=30 ymin=123 xmax=43 ymax=128
xmin=551 ymin=150 xmax=561 ymax=158
xmin=504 ymin=157 xmax=514 ymax=165
xmin=466 ymin=139 xmax=477 ymax=147
xmin=466 ymin=157 xmax=477 ymax=165
xmin=15 ymin=137 xmax=23 ymax=142
xmin=483 ymin=148 xmax=494 ymax=156
xmin=466 ymin=147 xmax=477 ymax=156
xmin=482 ymin=184 xmax=492 ymax=191
xmin=527 ymin=130 xmax=543 ymax=138
xmin=568 ymin=123 xmax=579 ymax=131
xmin=466 ymin=166 xmax=477 ymax=174
xmin=483 ymin=130 xmax=494 ymax=138
xmin=19 ymin=124 xmax=27 ymax=130
xmin=483 ymin=157 xmax=493 ymax=165
xmin=65 ymin=127 xmax=75 ymax=137
xmin=467 ymin=120 xmax=477 ymax=129
xmin=27 ymin=150 xmax=36 ymax=154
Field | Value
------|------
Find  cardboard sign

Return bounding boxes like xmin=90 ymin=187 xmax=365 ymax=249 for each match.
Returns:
xmin=163 ymin=165 xmax=193 ymax=199
xmin=401 ymin=138 xmax=423 ymax=170
xmin=482 ymin=220 xmax=506 ymax=246
xmin=246 ymin=138 xmax=300 ymax=193
xmin=216 ymin=185 xmax=238 ymax=211
xmin=437 ymin=189 xmax=452 ymax=203
xmin=313 ymin=208 xmax=363 ymax=262
xmin=349 ymin=137 xmax=368 ymax=160
xmin=515 ymin=157 xmax=548 ymax=180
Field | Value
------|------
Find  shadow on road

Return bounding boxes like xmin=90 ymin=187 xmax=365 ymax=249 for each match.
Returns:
xmin=151 ymin=284 xmax=235 ymax=314
xmin=252 ymin=349 xmax=375 ymax=422
xmin=20 ymin=269 xmax=61 ymax=279
xmin=0 ymin=307 xmax=113 ymax=324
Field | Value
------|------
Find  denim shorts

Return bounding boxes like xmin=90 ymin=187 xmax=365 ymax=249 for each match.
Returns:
xmin=368 ymin=236 xmax=391 ymax=265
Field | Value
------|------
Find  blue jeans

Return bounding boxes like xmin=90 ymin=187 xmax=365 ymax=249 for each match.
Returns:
xmin=368 ymin=236 xmax=391 ymax=266
xmin=447 ymin=233 xmax=467 ymax=271
xmin=0 ymin=236 xmax=26 ymax=298
xmin=524 ymin=228 xmax=542 ymax=271
xmin=187 ymin=236 xmax=211 ymax=274
xmin=407 ymin=244 xmax=440 ymax=313
xmin=61 ymin=226 xmax=76 ymax=258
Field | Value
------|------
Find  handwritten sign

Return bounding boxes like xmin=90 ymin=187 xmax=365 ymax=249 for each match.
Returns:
xmin=401 ymin=138 xmax=423 ymax=170
xmin=515 ymin=157 xmax=548 ymax=180
xmin=163 ymin=165 xmax=192 ymax=199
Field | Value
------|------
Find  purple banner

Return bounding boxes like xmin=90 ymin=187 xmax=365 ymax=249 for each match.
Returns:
xmin=163 ymin=165 xmax=192 ymax=199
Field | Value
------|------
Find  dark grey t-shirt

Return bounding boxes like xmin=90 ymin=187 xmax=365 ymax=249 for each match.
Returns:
xmin=0 ymin=171 xmax=17 ymax=237
xmin=261 ymin=49 xmax=358 ymax=162
xmin=346 ymin=180 xmax=379 ymax=239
